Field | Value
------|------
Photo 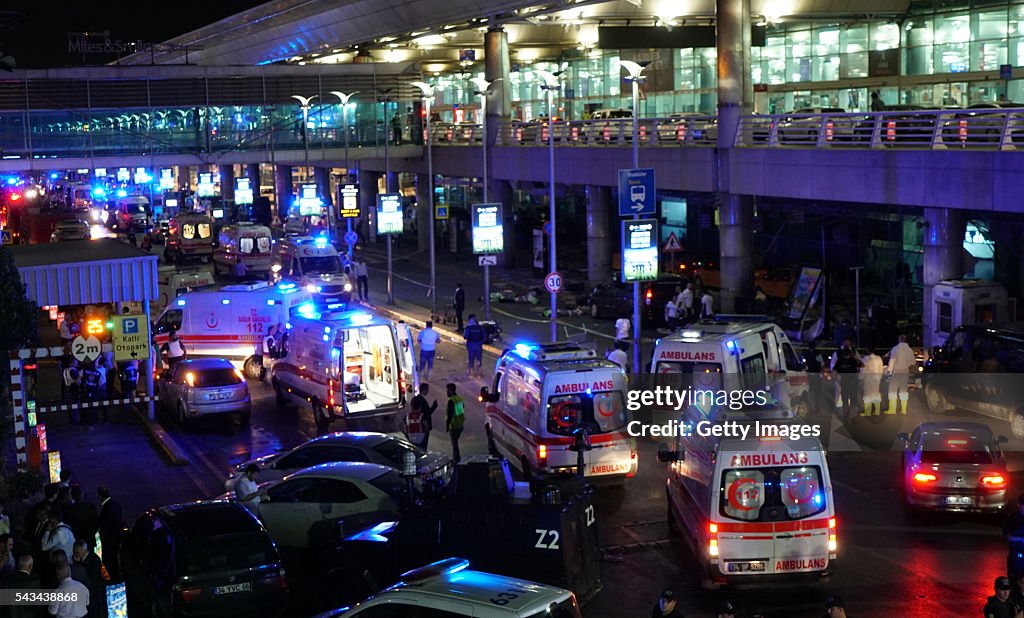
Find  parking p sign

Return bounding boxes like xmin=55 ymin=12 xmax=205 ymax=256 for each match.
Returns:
xmin=112 ymin=315 xmax=151 ymax=362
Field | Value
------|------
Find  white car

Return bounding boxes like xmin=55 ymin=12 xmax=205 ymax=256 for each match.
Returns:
xmin=157 ymin=358 xmax=251 ymax=425
xmin=224 ymin=431 xmax=451 ymax=492
xmin=50 ymin=219 xmax=91 ymax=242
xmin=315 ymin=558 xmax=582 ymax=618
xmin=257 ymin=461 xmax=405 ymax=548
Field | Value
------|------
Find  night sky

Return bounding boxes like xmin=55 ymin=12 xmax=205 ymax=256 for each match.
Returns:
xmin=0 ymin=1 xmax=265 ymax=68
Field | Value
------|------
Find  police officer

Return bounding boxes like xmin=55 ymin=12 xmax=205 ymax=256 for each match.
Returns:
xmin=984 ymin=576 xmax=1022 ymax=618
xmin=650 ymin=589 xmax=684 ymax=618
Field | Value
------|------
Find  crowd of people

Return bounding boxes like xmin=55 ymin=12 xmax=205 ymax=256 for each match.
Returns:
xmin=0 ymin=470 xmax=123 ymax=618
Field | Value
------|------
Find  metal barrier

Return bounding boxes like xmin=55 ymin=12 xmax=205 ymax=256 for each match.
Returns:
xmin=492 ymin=116 xmax=719 ymax=147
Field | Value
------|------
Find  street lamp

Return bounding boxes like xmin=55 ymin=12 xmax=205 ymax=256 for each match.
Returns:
xmin=410 ymin=81 xmax=437 ymax=316
xmin=619 ymin=59 xmax=648 ymax=376
xmin=470 ymin=76 xmax=501 ymax=322
xmin=537 ymin=69 xmax=560 ymax=343
xmin=290 ymin=94 xmax=317 ymax=183
xmin=330 ymin=90 xmax=358 ymax=259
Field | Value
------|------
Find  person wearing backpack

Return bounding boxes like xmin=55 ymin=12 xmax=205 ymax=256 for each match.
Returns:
xmin=445 ymin=383 xmax=466 ymax=463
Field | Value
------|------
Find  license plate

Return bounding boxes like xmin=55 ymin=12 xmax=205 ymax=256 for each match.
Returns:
xmin=945 ymin=496 xmax=974 ymax=506
xmin=727 ymin=561 xmax=765 ymax=573
xmin=209 ymin=391 xmax=231 ymax=400
xmin=214 ymin=582 xmax=251 ymax=595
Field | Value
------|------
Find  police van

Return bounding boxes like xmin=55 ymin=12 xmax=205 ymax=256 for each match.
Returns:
xmin=214 ymin=222 xmax=274 ymax=277
xmin=658 ymin=426 xmax=837 ymax=589
xmin=480 ymin=342 xmax=637 ymax=483
xmin=649 ymin=316 xmax=809 ymax=419
xmin=271 ymin=308 xmax=417 ymax=420
xmin=273 ymin=235 xmax=352 ymax=305
xmin=153 ymin=282 xmax=312 ymax=378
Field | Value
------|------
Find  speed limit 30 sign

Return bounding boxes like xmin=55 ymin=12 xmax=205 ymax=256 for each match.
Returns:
xmin=544 ymin=272 xmax=563 ymax=294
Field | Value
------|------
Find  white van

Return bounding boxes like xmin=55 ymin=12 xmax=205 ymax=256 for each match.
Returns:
xmin=164 ymin=213 xmax=215 ymax=264
xmin=658 ymin=427 xmax=837 ymax=589
xmin=155 ymin=266 xmax=215 ymax=313
xmin=649 ymin=316 xmax=809 ymax=419
xmin=271 ymin=308 xmax=417 ymax=420
xmin=481 ymin=342 xmax=637 ymax=483
xmin=153 ymin=281 xmax=313 ymax=378
xmin=273 ymin=236 xmax=352 ymax=305
xmin=112 ymin=195 xmax=152 ymax=231
xmin=214 ymin=222 xmax=274 ymax=277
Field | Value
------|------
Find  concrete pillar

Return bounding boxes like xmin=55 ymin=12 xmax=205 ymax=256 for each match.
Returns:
xmin=385 ymin=171 xmax=399 ymax=195
xmin=490 ymin=179 xmax=514 ymax=267
xmin=220 ymin=164 xmax=235 ymax=211
xmin=359 ymin=168 xmax=381 ymax=242
xmin=314 ymin=167 xmax=332 ymax=205
xmin=176 ymin=166 xmax=191 ymax=192
xmin=274 ymin=164 xmax=293 ymax=221
xmin=485 ymin=27 xmax=513 ymax=269
xmin=586 ymin=185 xmax=612 ymax=285
xmin=716 ymin=0 xmax=754 ymax=313
xmin=245 ymin=163 xmax=261 ymax=182
xmin=415 ymin=173 xmax=431 ymax=251
xmin=922 ymin=208 xmax=965 ymax=349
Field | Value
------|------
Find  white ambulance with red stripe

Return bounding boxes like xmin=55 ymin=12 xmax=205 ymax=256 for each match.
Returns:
xmin=658 ymin=427 xmax=837 ymax=588
xmin=153 ymin=282 xmax=313 ymax=378
xmin=270 ymin=309 xmax=417 ymax=420
xmin=481 ymin=342 xmax=637 ymax=483
xmin=649 ymin=316 xmax=810 ymax=420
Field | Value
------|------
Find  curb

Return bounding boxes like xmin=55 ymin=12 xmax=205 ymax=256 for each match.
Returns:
xmin=131 ymin=405 xmax=190 ymax=466
xmin=369 ymin=302 xmax=505 ymax=358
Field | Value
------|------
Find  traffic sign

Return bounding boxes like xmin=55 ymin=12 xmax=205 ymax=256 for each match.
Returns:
xmin=617 ymin=168 xmax=656 ymax=216
xmin=543 ymin=221 xmax=553 ymax=236
xmin=339 ymin=184 xmax=360 ymax=218
xmin=112 ymin=315 xmax=151 ymax=362
xmin=435 ymin=205 xmax=449 ymax=220
xmin=544 ymin=272 xmax=563 ymax=294
xmin=70 ymin=335 xmax=101 ymax=362
xmin=344 ymin=231 xmax=359 ymax=245
xmin=663 ymin=232 xmax=683 ymax=252
xmin=478 ymin=255 xmax=497 ymax=266
xmin=1 ymin=230 xmax=10 ymax=245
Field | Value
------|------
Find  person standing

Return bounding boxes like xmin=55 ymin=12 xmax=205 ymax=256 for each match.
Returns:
xmin=606 ymin=341 xmax=628 ymax=371
xmin=833 ymin=349 xmax=863 ymax=423
xmin=2 ymin=555 xmax=39 ymax=618
xmin=463 ymin=316 xmax=486 ymax=378
xmin=826 ymin=596 xmax=854 ymax=618
xmin=233 ymin=259 xmax=248 ymax=281
xmin=870 ymin=91 xmax=884 ymax=112
xmin=48 ymin=563 xmax=89 ymax=618
xmin=664 ymin=297 xmax=679 ymax=330
xmin=353 ymin=259 xmax=369 ymax=302
xmin=251 ymin=333 xmax=265 ymax=386
xmin=860 ymin=349 xmax=884 ymax=417
xmin=235 ymin=465 xmax=264 ymax=517
xmin=120 ymin=358 xmax=139 ymax=402
xmin=64 ymin=487 xmax=98 ymax=552
xmin=40 ymin=512 xmax=75 ymax=565
xmin=417 ymin=321 xmax=441 ymax=380
xmin=445 ymin=383 xmax=466 ymax=463
xmin=71 ymin=540 xmax=103 ymax=618
xmin=650 ymin=589 xmax=684 ymax=618
xmin=160 ymin=329 xmax=187 ymax=367
xmin=96 ymin=487 xmax=122 ymax=581
xmin=402 ymin=403 xmax=427 ymax=450
xmin=411 ymin=384 xmax=438 ymax=450
xmin=804 ymin=341 xmax=824 ymax=408
xmin=984 ymin=577 xmax=1020 ymax=618
xmin=886 ymin=334 xmax=916 ymax=415
xmin=390 ymin=113 xmax=402 ymax=145
xmin=614 ymin=317 xmax=631 ymax=344
xmin=78 ymin=363 xmax=99 ymax=430
xmin=680 ymin=283 xmax=695 ymax=320
xmin=453 ymin=283 xmax=466 ymax=331
xmin=700 ymin=289 xmax=714 ymax=319
xmin=94 ymin=357 xmax=109 ymax=425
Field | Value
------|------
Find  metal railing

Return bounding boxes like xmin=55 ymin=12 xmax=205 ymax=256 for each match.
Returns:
xmin=490 ymin=116 xmax=720 ymax=147
xmin=735 ymin=107 xmax=1024 ymax=150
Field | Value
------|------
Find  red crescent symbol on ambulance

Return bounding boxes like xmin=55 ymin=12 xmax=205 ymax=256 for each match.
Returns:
xmin=206 ymin=313 xmax=218 ymax=329
xmin=596 ymin=396 xmax=615 ymax=417
xmin=727 ymin=477 xmax=758 ymax=511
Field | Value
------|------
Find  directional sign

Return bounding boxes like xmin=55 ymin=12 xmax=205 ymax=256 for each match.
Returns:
xmin=1 ymin=230 xmax=10 ymax=245
xmin=618 ymin=168 xmax=656 ymax=217
xmin=70 ymin=335 xmax=102 ymax=362
xmin=344 ymin=231 xmax=359 ymax=245
xmin=663 ymin=231 xmax=683 ymax=252
xmin=339 ymin=184 xmax=360 ymax=218
xmin=112 ymin=315 xmax=151 ymax=362
xmin=435 ymin=205 xmax=449 ymax=221
xmin=478 ymin=255 xmax=497 ymax=266
xmin=545 ymin=272 xmax=564 ymax=294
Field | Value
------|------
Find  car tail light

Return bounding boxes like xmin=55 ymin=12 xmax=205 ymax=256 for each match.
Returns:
xmin=537 ymin=444 xmax=547 ymax=466
xmin=828 ymin=517 xmax=838 ymax=554
xmin=262 ymin=568 xmax=288 ymax=590
xmin=982 ymin=474 xmax=1007 ymax=488
xmin=185 ymin=372 xmax=196 ymax=387
xmin=886 ymin=120 xmax=896 ymax=141
xmin=627 ymin=450 xmax=637 ymax=478
xmin=913 ymin=472 xmax=937 ymax=483
xmin=328 ymin=379 xmax=335 ymax=407
xmin=173 ymin=584 xmax=202 ymax=604
xmin=709 ymin=523 xmax=719 ymax=558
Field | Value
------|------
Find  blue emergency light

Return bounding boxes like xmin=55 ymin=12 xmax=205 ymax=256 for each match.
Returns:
xmin=296 ymin=302 xmax=317 ymax=317
xmin=116 ymin=189 xmax=127 ymax=198
xmin=314 ymin=236 xmax=329 ymax=247
xmin=725 ymin=339 xmax=737 ymax=352
xmin=513 ymin=343 xmax=537 ymax=358
xmin=92 ymin=187 xmax=106 ymax=198
xmin=176 ymin=299 xmax=186 ymax=306
xmin=221 ymin=299 xmax=230 ymax=305
xmin=348 ymin=312 xmax=373 ymax=326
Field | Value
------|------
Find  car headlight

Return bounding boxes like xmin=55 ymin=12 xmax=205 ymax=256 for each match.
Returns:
xmin=344 ymin=283 xmax=352 ymax=292
xmin=271 ymin=264 xmax=282 ymax=273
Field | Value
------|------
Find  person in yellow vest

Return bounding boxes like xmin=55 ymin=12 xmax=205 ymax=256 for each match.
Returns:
xmin=445 ymin=383 xmax=466 ymax=463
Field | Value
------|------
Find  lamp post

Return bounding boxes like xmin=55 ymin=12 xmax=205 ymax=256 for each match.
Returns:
xmin=378 ymin=89 xmax=395 ymax=305
xmin=619 ymin=60 xmax=647 ymax=376
xmin=471 ymin=76 xmax=499 ymax=322
xmin=330 ymin=91 xmax=358 ymax=259
xmin=411 ymin=81 xmax=437 ymax=316
xmin=289 ymin=94 xmax=317 ymax=183
xmin=538 ymin=70 xmax=560 ymax=343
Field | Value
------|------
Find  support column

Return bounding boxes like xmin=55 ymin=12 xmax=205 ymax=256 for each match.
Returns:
xmin=485 ymin=27 xmax=514 ymax=269
xmin=491 ymin=180 xmax=514 ymax=266
xmin=314 ymin=167 xmax=332 ymax=204
xmin=586 ymin=185 xmax=612 ymax=285
xmin=176 ymin=166 xmax=191 ymax=192
xmin=922 ymin=208 xmax=965 ymax=349
xmin=245 ymin=163 xmax=261 ymax=182
xmin=274 ymin=164 xmax=293 ymax=222
xmin=716 ymin=0 xmax=753 ymax=313
xmin=359 ymin=169 xmax=381 ymax=243
xmin=415 ymin=173 xmax=431 ymax=251
xmin=220 ymin=164 xmax=235 ymax=215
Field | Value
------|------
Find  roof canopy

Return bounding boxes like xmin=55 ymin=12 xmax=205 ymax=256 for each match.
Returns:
xmin=9 ymin=239 xmax=159 ymax=307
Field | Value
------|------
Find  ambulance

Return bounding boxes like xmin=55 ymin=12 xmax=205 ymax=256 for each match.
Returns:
xmin=480 ymin=342 xmax=637 ymax=483
xmin=658 ymin=424 xmax=837 ymax=588
xmin=164 ymin=213 xmax=215 ymax=264
xmin=153 ymin=281 xmax=313 ymax=379
xmin=155 ymin=265 xmax=215 ymax=313
xmin=648 ymin=316 xmax=810 ymax=420
xmin=272 ymin=235 xmax=352 ymax=305
xmin=270 ymin=308 xmax=417 ymax=419
xmin=213 ymin=222 xmax=274 ymax=276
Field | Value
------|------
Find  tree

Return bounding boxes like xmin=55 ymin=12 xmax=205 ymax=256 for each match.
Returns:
xmin=0 ymin=246 xmax=37 ymax=353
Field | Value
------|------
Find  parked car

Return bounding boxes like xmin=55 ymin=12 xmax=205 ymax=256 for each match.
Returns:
xmin=50 ymin=219 xmax=91 ymax=242
xmin=777 ymin=107 xmax=857 ymax=143
xmin=517 ymin=116 xmax=565 ymax=143
xmin=656 ymin=113 xmax=718 ymax=144
xmin=314 ymin=558 xmax=582 ymax=618
xmin=941 ymin=102 xmax=1024 ymax=146
xmin=588 ymin=275 xmax=690 ymax=325
xmin=225 ymin=431 xmax=451 ymax=492
xmin=122 ymin=501 xmax=288 ymax=618
xmin=898 ymin=421 xmax=1009 ymax=517
xmin=256 ymin=462 xmax=406 ymax=549
xmin=588 ymin=108 xmax=633 ymax=143
xmin=158 ymin=358 xmax=251 ymax=425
